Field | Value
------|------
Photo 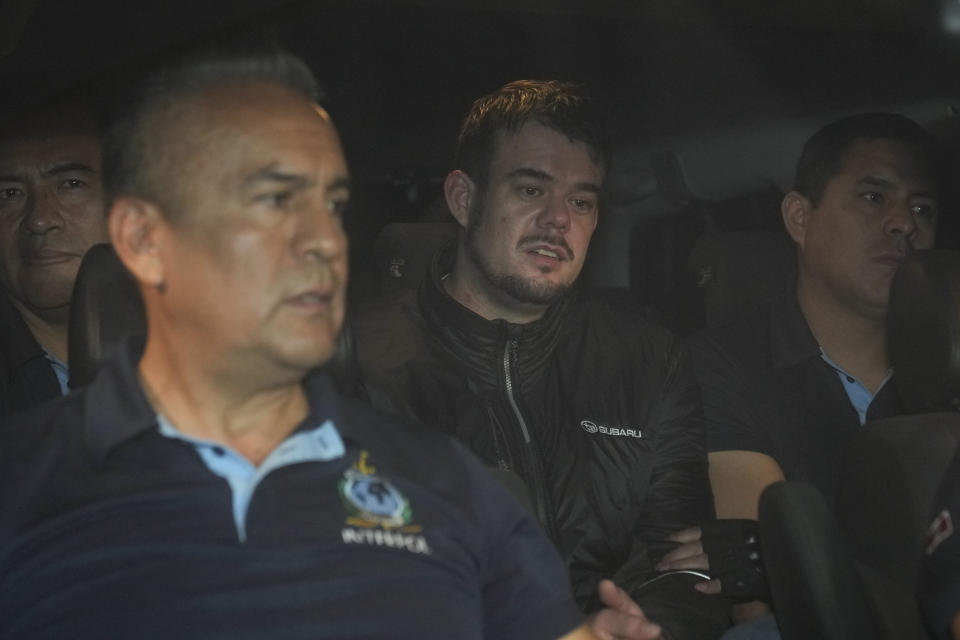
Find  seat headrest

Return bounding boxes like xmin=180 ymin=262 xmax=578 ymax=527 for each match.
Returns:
xmin=67 ymin=244 xmax=147 ymax=388
xmin=887 ymin=249 xmax=960 ymax=413
xmin=371 ymin=222 xmax=458 ymax=293
xmin=687 ymin=230 xmax=796 ymax=328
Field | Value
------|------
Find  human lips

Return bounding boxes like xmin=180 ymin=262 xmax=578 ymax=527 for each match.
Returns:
xmin=21 ymin=247 xmax=77 ymax=267
xmin=874 ymin=251 xmax=907 ymax=267
xmin=521 ymin=239 xmax=573 ymax=262
xmin=284 ymin=286 xmax=338 ymax=311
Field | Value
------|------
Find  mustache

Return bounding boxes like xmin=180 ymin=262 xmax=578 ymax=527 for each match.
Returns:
xmin=519 ymin=234 xmax=574 ymax=261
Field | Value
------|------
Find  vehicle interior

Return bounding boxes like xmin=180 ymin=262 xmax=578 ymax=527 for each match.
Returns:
xmin=4 ymin=0 xmax=960 ymax=637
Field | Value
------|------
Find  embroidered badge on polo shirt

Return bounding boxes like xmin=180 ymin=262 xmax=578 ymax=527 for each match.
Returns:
xmin=339 ymin=451 xmax=431 ymax=555
xmin=925 ymin=509 xmax=953 ymax=556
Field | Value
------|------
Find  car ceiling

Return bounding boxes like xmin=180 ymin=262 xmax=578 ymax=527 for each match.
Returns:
xmin=2 ymin=0 xmax=959 ymax=180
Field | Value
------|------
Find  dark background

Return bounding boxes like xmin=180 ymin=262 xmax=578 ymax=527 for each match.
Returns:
xmin=4 ymin=0 xmax=959 ymax=177
xmin=2 ymin=0 xmax=958 ymax=300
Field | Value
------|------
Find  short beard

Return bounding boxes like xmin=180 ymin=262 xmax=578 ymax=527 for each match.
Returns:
xmin=463 ymin=191 xmax=571 ymax=307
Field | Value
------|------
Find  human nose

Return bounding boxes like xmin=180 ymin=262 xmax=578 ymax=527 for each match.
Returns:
xmin=536 ymin=195 xmax=571 ymax=231
xmin=883 ymin=201 xmax=917 ymax=239
xmin=296 ymin=204 xmax=347 ymax=264
xmin=21 ymin=187 xmax=65 ymax=236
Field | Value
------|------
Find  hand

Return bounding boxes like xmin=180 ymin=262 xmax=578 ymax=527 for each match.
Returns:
xmin=655 ymin=527 xmax=722 ymax=595
xmin=586 ymin=579 xmax=662 ymax=640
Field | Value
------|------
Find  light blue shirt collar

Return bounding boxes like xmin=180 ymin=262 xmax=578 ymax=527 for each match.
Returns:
xmin=157 ymin=414 xmax=346 ymax=542
xmin=42 ymin=350 xmax=70 ymax=395
xmin=820 ymin=349 xmax=893 ymax=425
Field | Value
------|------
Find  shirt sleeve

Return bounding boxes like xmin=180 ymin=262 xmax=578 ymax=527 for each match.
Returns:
xmin=921 ymin=445 xmax=960 ymax=639
xmin=687 ymin=330 xmax=774 ymax=456
xmin=458 ymin=442 xmax=584 ymax=640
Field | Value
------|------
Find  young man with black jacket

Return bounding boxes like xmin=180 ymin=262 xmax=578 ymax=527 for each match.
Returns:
xmin=355 ymin=80 xmax=729 ymax=640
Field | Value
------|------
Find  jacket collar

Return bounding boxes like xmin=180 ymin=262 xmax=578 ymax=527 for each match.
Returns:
xmin=418 ymin=243 xmax=570 ymax=380
xmin=84 ymin=335 xmax=346 ymax=464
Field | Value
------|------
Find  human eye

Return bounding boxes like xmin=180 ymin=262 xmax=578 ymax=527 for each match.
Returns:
xmin=60 ymin=177 xmax=87 ymax=189
xmin=0 ymin=186 xmax=24 ymax=200
xmin=911 ymin=201 xmax=938 ymax=221
xmin=570 ymin=195 xmax=597 ymax=213
xmin=256 ymin=191 xmax=295 ymax=208
xmin=860 ymin=191 xmax=883 ymax=204
xmin=518 ymin=184 xmax=542 ymax=198
xmin=329 ymin=196 xmax=349 ymax=218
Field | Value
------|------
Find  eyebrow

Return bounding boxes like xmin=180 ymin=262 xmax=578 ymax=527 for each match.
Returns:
xmin=242 ymin=164 xmax=351 ymax=194
xmin=326 ymin=176 xmax=351 ymax=193
xmin=42 ymin=162 xmax=97 ymax=177
xmin=858 ymin=175 xmax=896 ymax=189
xmin=242 ymin=165 xmax=315 ymax=189
xmin=506 ymin=167 xmax=553 ymax=182
xmin=859 ymin=175 xmax=938 ymax=199
xmin=505 ymin=167 xmax=602 ymax=195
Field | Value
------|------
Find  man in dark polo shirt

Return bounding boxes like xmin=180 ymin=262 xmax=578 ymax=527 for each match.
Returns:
xmin=0 ymin=50 xmax=605 ymax=639
xmin=691 ymin=113 xmax=941 ymax=516
xmin=0 ymin=100 xmax=108 ymax=418
xmin=681 ymin=113 xmax=940 ymax=627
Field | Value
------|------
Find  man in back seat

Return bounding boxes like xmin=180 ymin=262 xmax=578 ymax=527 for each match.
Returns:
xmin=0 ymin=100 xmax=108 ymax=418
xmin=354 ymin=80 xmax=729 ymax=639
xmin=684 ymin=113 xmax=941 ymax=625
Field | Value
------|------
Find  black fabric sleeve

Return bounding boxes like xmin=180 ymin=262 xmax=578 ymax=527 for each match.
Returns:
xmin=457 ymin=441 xmax=585 ymax=640
xmin=623 ymin=336 xmax=732 ymax=639
xmin=687 ymin=330 xmax=774 ymax=456
xmin=639 ymin=335 xmax=713 ymax=546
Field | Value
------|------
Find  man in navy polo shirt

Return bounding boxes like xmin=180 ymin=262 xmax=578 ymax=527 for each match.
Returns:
xmin=0 ymin=50 xmax=633 ymax=639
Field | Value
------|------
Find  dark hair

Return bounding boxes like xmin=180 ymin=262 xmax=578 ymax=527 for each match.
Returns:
xmin=793 ymin=112 xmax=942 ymax=206
xmin=0 ymin=89 xmax=104 ymax=143
xmin=454 ymin=79 xmax=608 ymax=187
xmin=102 ymin=48 xmax=321 ymax=215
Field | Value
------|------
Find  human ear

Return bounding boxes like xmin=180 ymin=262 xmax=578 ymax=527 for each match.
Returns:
xmin=443 ymin=170 xmax=476 ymax=229
xmin=781 ymin=191 xmax=811 ymax=248
xmin=108 ymin=196 xmax=167 ymax=289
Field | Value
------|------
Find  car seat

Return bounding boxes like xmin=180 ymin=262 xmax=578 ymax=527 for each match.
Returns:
xmin=686 ymin=229 xmax=796 ymax=329
xmin=759 ymin=480 xmax=883 ymax=640
xmin=368 ymin=222 xmax=457 ymax=295
xmin=759 ymin=249 xmax=960 ymax=640
xmin=836 ymin=249 xmax=960 ymax=637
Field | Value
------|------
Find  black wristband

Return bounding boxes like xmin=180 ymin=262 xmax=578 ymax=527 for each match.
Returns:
xmin=700 ymin=519 xmax=769 ymax=602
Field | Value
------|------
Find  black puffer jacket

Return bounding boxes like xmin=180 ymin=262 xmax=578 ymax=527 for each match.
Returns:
xmin=354 ymin=249 xmax=729 ymax=639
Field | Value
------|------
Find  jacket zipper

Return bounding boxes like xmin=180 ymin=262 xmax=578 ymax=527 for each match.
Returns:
xmin=502 ymin=338 xmax=560 ymax=543
xmin=483 ymin=403 xmax=512 ymax=471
